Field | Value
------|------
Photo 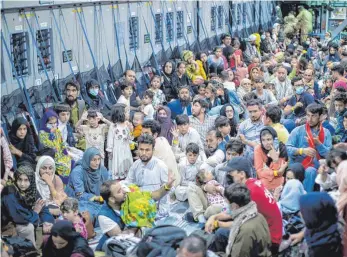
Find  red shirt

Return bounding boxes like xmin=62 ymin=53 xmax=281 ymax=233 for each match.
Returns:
xmin=245 ymin=178 xmax=283 ymax=244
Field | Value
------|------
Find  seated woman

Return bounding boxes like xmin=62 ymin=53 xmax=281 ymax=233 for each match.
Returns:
xmin=300 ymin=192 xmax=342 ymax=257
xmin=254 ymin=127 xmax=288 ymax=200
xmin=279 ymin=179 xmax=306 ymax=215
xmin=161 ymin=61 xmax=177 ymax=102
xmin=39 ymin=110 xmax=72 ymax=185
xmin=220 ymin=104 xmax=238 ymax=137
xmin=9 ymin=117 xmax=37 ymax=166
xmin=65 ymin=147 xmax=110 ymax=219
xmin=156 ymin=106 xmax=174 ymax=145
xmin=42 ymin=220 xmax=94 ymax=257
xmin=35 ymin=156 xmax=67 ymax=216
xmin=1 ymin=165 xmax=54 ymax=244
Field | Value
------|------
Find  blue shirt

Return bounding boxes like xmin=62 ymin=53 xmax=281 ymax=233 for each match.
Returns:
xmin=286 ymin=124 xmax=332 ymax=168
xmin=288 ymin=92 xmax=314 ymax=118
xmin=238 ymin=119 xmax=264 ymax=161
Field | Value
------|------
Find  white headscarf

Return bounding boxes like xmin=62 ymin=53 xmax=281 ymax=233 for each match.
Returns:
xmin=35 ymin=156 xmax=56 ymax=205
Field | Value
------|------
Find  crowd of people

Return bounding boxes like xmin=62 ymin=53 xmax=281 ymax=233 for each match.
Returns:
xmin=1 ymin=14 xmax=347 ymax=257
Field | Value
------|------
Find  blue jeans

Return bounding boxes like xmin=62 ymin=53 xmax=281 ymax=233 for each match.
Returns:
xmin=303 ymin=167 xmax=317 ymax=192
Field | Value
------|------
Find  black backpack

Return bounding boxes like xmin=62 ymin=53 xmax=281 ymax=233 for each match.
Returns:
xmin=2 ymin=236 xmax=39 ymax=257
xmin=130 ymin=225 xmax=187 ymax=257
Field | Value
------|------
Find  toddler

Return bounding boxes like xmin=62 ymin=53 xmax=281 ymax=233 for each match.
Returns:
xmin=149 ymin=75 xmax=166 ymax=109
xmin=106 ymin=104 xmax=133 ymax=179
xmin=142 ymin=90 xmax=155 ymax=120
xmin=60 ymin=198 xmax=88 ymax=239
xmin=76 ymin=110 xmax=112 ymax=161
xmin=132 ymin=112 xmax=144 ymax=140
xmin=196 ymin=170 xmax=227 ymax=208
xmin=198 ymin=84 xmax=207 ymax=99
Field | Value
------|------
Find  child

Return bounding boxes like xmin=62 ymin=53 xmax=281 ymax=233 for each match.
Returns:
xmin=55 ymin=104 xmax=76 ymax=147
xmin=117 ymin=82 xmax=133 ymax=109
xmin=321 ymin=76 xmax=333 ymax=102
xmin=39 ymin=110 xmax=72 ymax=184
xmin=333 ymin=93 xmax=347 ymax=138
xmin=198 ymin=84 xmax=207 ymax=99
xmin=196 ymin=170 xmax=227 ymax=210
xmin=220 ymin=70 xmax=236 ymax=92
xmin=60 ymin=198 xmax=88 ymax=239
xmin=142 ymin=90 xmax=155 ymax=120
xmin=106 ymin=104 xmax=133 ymax=179
xmin=341 ymin=112 xmax=347 ymax=142
xmin=132 ymin=112 xmax=144 ymax=140
xmin=76 ymin=110 xmax=112 ymax=162
xmin=205 ymin=83 xmax=219 ymax=110
xmin=149 ymin=75 xmax=166 ymax=109
xmin=215 ymin=116 xmax=231 ymax=152
xmin=171 ymin=114 xmax=206 ymax=162
xmin=174 ymin=143 xmax=203 ymax=201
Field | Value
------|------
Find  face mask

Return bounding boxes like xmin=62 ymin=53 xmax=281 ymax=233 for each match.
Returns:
xmin=261 ymin=35 xmax=266 ymax=40
xmin=46 ymin=124 xmax=55 ymax=130
xmin=89 ymin=88 xmax=99 ymax=96
xmin=296 ymin=86 xmax=304 ymax=95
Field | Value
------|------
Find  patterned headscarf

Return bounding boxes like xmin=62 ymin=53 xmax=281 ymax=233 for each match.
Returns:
xmin=14 ymin=165 xmax=37 ymax=207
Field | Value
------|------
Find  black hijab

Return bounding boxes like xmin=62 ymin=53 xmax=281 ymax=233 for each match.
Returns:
xmin=1 ymin=164 xmax=37 ymax=208
xmin=260 ymin=126 xmax=288 ymax=166
xmin=42 ymin=221 xmax=94 ymax=257
xmin=220 ymin=104 xmax=237 ymax=137
xmin=9 ymin=117 xmax=35 ymax=157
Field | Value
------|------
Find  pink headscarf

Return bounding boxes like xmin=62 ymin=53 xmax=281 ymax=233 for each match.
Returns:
xmin=333 ymin=81 xmax=347 ymax=90
xmin=336 ymin=160 xmax=347 ymax=214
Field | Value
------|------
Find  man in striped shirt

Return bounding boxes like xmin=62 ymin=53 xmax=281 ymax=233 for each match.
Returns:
xmin=238 ymin=99 xmax=264 ymax=167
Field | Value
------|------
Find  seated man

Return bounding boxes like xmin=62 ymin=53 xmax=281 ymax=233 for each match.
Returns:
xmin=125 ymin=134 xmax=174 ymax=216
xmin=211 ymin=183 xmax=272 ymax=257
xmin=286 ymin=103 xmax=332 ymax=192
xmin=97 ymin=177 xmax=175 ymax=250
xmin=206 ymin=157 xmax=282 ymax=256
xmin=283 ymin=77 xmax=314 ymax=132
xmin=177 ymin=235 xmax=208 ymax=257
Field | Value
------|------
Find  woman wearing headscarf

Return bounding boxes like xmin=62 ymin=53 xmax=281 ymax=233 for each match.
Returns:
xmin=237 ymin=78 xmax=252 ymax=100
xmin=161 ymin=60 xmax=178 ymax=102
xmin=42 ymin=220 xmax=94 ymax=257
xmin=9 ymin=117 xmax=37 ymax=165
xmin=299 ymin=192 xmax=342 ymax=257
xmin=1 ymin=165 xmax=54 ymax=244
xmin=35 ymin=156 xmax=67 ymax=216
xmin=156 ymin=106 xmax=174 ymax=144
xmin=195 ymin=52 xmax=209 ymax=77
xmin=39 ymin=110 xmax=72 ymax=185
xmin=84 ymin=79 xmax=111 ymax=115
xmin=65 ymin=147 xmax=110 ymax=219
xmin=336 ymin=160 xmax=347 ymax=257
xmin=183 ymin=50 xmax=206 ymax=84
xmin=220 ymin=104 xmax=238 ymax=137
xmin=254 ymin=127 xmax=288 ymax=198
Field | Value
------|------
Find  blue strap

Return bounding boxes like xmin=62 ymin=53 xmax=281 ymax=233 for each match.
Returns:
xmin=75 ymin=7 xmax=104 ymax=93
xmin=162 ymin=1 xmax=174 ymax=53
xmin=138 ymin=4 xmax=160 ymax=74
xmin=99 ymin=5 xmax=112 ymax=71
xmin=111 ymin=3 xmax=121 ymax=61
xmin=1 ymin=30 xmax=39 ymax=135
xmin=33 ymin=11 xmax=62 ymax=103
xmin=23 ymin=10 xmax=59 ymax=102
xmin=182 ymin=2 xmax=200 ymax=47
xmin=50 ymin=9 xmax=76 ymax=80
xmin=149 ymin=3 xmax=168 ymax=61
xmin=222 ymin=2 xmax=233 ymax=35
xmin=171 ymin=2 xmax=192 ymax=51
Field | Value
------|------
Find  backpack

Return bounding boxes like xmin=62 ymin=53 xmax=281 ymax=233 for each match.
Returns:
xmin=2 ymin=236 xmax=39 ymax=257
xmin=105 ymin=236 xmax=140 ymax=257
xmin=129 ymin=225 xmax=186 ymax=257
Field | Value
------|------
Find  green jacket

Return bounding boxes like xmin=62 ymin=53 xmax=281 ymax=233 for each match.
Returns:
xmin=229 ymin=213 xmax=272 ymax=257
